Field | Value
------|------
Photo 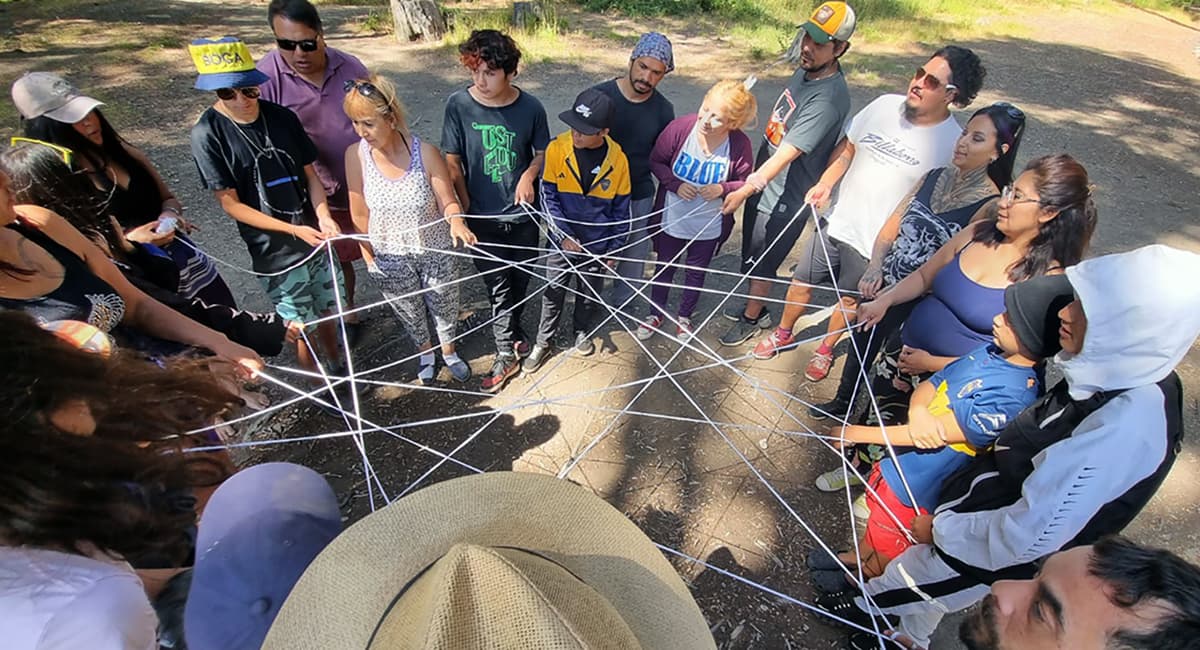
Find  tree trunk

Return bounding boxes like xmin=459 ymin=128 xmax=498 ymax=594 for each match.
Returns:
xmin=390 ymin=0 xmax=447 ymax=42
xmin=511 ymin=0 xmax=546 ymax=31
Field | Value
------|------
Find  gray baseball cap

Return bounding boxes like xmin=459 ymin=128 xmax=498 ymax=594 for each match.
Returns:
xmin=11 ymin=72 xmax=104 ymax=123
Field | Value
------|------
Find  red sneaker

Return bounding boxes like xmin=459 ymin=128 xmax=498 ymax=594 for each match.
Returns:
xmin=805 ymin=349 xmax=835 ymax=381
xmin=752 ymin=329 xmax=796 ymax=360
xmin=481 ymin=355 xmax=520 ymax=393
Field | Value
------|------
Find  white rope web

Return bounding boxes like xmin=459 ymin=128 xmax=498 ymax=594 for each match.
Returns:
xmin=180 ymin=199 xmax=935 ymax=649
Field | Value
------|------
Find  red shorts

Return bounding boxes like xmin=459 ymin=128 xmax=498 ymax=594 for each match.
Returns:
xmin=329 ymin=208 xmax=363 ymax=263
xmin=864 ymin=468 xmax=927 ymax=563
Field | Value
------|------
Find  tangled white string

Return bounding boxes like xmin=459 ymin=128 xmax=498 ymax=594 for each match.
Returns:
xmin=181 ymin=200 xmax=934 ymax=649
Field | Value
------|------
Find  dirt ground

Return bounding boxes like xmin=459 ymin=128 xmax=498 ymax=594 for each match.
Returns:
xmin=2 ymin=0 xmax=1199 ymax=647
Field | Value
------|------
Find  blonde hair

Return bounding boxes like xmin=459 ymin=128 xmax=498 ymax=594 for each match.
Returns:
xmin=703 ymin=80 xmax=757 ymax=131
xmin=342 ymin=73 xmax=408 ymax=129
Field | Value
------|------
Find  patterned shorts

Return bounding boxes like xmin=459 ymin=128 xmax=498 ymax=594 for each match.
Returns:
xmin=259 ymin=254 xmax=344 ymax=326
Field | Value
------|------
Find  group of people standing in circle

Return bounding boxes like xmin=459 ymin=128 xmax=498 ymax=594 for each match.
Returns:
xmin=3 ymin=0 xmax=1200 ymax=649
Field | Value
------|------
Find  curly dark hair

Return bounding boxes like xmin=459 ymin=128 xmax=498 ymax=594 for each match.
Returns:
xmin=934 ymin=45 xmax=986 ymax=108
xmin=0 ymin=142 xmax=124 ymax=256
xmin=1090 ymin=536 xmax=1200 ymax=649
xmin=0 ymin=311 xmax=241 ymax=565
xmin=459 ymin=29 xmax=522 ymax=75
xmin=973 ymin=153 xmax=1097 ymax=282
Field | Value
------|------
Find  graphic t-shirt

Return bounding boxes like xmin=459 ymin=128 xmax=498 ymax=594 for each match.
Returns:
xmin=663 ymin=124 xmax=731 ymax=241
xmin=826 ymin=94 xmax=961 ymax=259
xmin=575 ymin=141 xmax=609 ymax=192
xmin=190 ymin=101 xmax=318 ymax=274
xmin=759 ymin=68 xmax=851 ymax=220
xmin=440 ymin=87 xmax=550 ymax=221
xmin=592 ymin=79 xmax=675 ymax=201
xmin=878 ymin=345 xmax=1040 ymax=510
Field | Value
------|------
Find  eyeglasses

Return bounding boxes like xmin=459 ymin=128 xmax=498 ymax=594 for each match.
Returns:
xmin=9 ymin=137 xmax=74 ymax=166
xmin=343 ymin=79 xmax=380 ymax=98
xmin=215 ymin=87 xmax=261 ymax=101
xmin=1000 ymin=185 xmax=1041 ymax=206
xmin=913 ymin=66 xmax=957 ymax=93
xmin=276 ymin=38 xmax=319 ymax=52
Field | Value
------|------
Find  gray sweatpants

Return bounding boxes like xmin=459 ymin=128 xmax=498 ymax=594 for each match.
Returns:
xmin=371 ymin=251 xmax=459 ymax=349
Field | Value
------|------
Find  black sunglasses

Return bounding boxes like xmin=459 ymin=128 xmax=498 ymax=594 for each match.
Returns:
xmin=913 ymin=66 xmax=957 ymax=93
xmin=343 ymin=79 xmax=380 ymax=98
xmin=215 ymin=87 xmax=261 ymax=101
xmin=277 ymin=38 xmax=319 ymax=52
xmin=992 ymin=101 xmax=1026 ymax=122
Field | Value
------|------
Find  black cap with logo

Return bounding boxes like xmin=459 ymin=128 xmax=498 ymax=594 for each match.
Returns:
xmin=559 ymin=87 xmax=615 ymax=136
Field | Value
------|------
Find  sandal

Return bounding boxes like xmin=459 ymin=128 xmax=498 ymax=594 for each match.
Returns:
xmin=418 ymin=358 xmax=436 ymax=386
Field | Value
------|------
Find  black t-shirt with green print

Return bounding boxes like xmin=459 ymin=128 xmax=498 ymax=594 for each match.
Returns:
xmin=440 ymin=87 xmax=550 ymax=222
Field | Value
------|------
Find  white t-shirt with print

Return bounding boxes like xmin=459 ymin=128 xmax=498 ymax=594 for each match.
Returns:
xmin=662 ymin=125 xmax=732 ymax=241
xmin=826 ymin=94 xmax=961 ymax=259
xmin=0 ymin=546 xmax=158 ymax=650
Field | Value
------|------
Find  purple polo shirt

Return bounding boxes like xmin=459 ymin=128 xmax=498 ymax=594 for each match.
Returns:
xmin=257 ymin=47 xmax=369 ymax=210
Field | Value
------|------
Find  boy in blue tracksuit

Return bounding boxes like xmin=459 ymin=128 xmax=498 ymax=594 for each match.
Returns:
xmin=806 ymin=278 xmax=1074 ymax=593
xmin=524 ymin=88 xmax=632 ymax=373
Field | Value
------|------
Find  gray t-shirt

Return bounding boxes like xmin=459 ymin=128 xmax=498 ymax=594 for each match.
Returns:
xmin=441 ymin=87 xmax=550 ymax=221
xmin=592 ymin=78 xmax=674 ymax=201
xmin=758 ymin=68 xmax=851 ymax=220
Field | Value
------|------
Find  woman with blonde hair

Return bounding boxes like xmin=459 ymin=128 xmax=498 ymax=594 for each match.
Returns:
xmin=343 ymin=74 xmax=477 ymax=384
xmin=638 ymin=80 xmax=756 ymax=341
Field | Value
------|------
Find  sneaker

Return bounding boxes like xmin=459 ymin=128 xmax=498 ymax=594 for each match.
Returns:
xmin=636 ymin=315 xmax=662 ymax=341
xmin=676 ymin=317 xmax=693 ymax=342
xmin=721 ymin=305 xmax=773 ymax=328
xmin=481 ymin=355 xmax=520 ymax=393
xmin=815 ymin=466 xmax=865 ymax=492
xmin=805 ymin=349 xmax=835 ymax=381
xmin=808 ymin=397 xmax=851 ymax=421
xmin=752 ymin=328 xmax=796 ymax=360
xmin=446 ymin=357 xmax=471 ymax=383
xmin=807 ymin=548 xmax=852 ymax=572
xmin=513 ymin=339 xmax=531 ymax=359
xmin=847 ymin=631 xmax=907 ymax=650
xmin=718 ymin=319 xmax=761 ymax=347
xmin=811 ymin=568 xmax=857 ymax=595
xmin=814 ymin=591 xmax=898 ymax=631
xmin=574 ymin=331 xmax=595 ymax=356
xmin=522 ymin=343 xmax=552 ymax=374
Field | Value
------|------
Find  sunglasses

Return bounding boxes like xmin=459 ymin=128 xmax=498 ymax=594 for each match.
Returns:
xmin=343 ymin=79 xmax=381 ymax=98
xmin=9 ymin=137 xmax=74 ymax=166
xmin=277 ymin=38 xmax=319 ymax=52
xmin=993 ymin=101 xmax=1025 ymax=122
xmin=913 ymin=66 xmax=957 ymax=93
xmin=215 ymin=87 xmax=261 ymax=101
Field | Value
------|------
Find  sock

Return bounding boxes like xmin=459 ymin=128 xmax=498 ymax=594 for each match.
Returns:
xmin=443 ymin=352 xmax=463 ymax=365
xmin=742 ymin=311 xmax=761 ymax=324
xmin=776 ymin=327 xmax=793 ymax=339
xmin=817 ymin=342 xmax=833 ymax=355
xmin=419 ymin=351 xmax=436 ymax=367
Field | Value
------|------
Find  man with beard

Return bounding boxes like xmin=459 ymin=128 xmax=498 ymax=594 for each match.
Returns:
xmin=719 ymin=2 xmax=855 ymax=347
xmin=591 ymin=32 xmax=675 ymax=314
xmin=958 ymin=536 xmax=1200 ymax=650
xmin=817 ymin=245 xmax=1200 ymax=649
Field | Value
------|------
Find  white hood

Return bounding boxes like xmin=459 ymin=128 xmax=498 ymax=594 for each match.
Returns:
xmin=1058 ymin=245 xmax=1200 ymax=400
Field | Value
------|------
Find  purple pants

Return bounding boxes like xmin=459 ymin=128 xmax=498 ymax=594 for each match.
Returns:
xmin=650 ymin=232 xmax=721 ymax=319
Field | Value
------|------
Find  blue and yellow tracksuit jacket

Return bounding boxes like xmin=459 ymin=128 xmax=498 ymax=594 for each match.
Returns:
xmin=540 ymin=131 xmax=632 ymax=256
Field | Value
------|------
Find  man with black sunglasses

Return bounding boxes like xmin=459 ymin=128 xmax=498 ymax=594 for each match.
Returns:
xmin=258 ymin=0 xmax=371 ymax=339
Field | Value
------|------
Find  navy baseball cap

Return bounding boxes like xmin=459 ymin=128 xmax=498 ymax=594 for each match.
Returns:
xmin=559 ymin=87 xmax=615 ymax=135
xmin=184 ymin=463 xmax=342 ymax=650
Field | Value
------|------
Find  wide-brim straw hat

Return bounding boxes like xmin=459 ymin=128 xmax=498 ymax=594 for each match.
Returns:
xmin=263 ymin=471 xmax=717 ymax=649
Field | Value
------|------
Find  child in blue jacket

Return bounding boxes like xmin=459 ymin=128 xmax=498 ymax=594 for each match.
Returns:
xmin=523 ymin=88 xmax=631 ymax=373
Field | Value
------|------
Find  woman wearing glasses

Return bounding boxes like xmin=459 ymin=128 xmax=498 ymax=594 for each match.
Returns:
xmin=188 ymin=37 xmax=345 ymax=379
xmin=10 ymin=72 xmax=236 ymax=309
xmin=344 ymin=75 xmax=477 ymax=384
xmin=805 ymin=102 xmax=1027 ymax=429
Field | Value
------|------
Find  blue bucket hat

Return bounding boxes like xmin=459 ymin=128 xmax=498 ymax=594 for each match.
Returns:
xmin=189 ymin=37 xmax=270 ymax=91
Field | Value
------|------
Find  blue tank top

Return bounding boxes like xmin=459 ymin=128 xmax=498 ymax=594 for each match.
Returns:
xmin=902 ymin=244 xmax=1005 ymax=357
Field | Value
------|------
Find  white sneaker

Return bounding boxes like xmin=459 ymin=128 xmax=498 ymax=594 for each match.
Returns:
xmin=676 ymin=317 xmax=693 ymax=342
xmin=815 ymin=467 xmax=865 ymax=492
xmin=636 ymin=315 xmax=662 ymax=341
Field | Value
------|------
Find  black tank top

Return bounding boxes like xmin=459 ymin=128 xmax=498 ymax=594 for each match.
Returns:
xmin=0 ymin=222 xmax=126 ymax=331
xmin=102 ymin=160 xmax=163 ymax=229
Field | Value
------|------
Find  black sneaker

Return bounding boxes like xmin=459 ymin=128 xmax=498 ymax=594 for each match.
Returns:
xmin=574 ymin=331 xmax=595 ymax=356
xmin=522 ymin=343 xmax=552 ymax=375
xmin=721 ymin=305 xmax=773 ymax=327
xmin=814 ymin=591 xmax=899 ymax=631
xmin=808 ymin=397 xmax=851 ymax=421
xmin=719 ymin=318 xmax=761 ymax=346
xmin=481 ymin=355 xmax=520 ymax=393
xmin=847 ymin=631 xmax=908 ymax=649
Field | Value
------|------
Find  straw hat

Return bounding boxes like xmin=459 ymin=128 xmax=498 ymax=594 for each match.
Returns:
xmin=262 ymin=471 xmax=717 ymax=649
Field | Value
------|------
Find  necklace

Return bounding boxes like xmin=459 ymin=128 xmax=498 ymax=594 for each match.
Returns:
xmin=220 ymin=111 xmax=307 ymax=221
